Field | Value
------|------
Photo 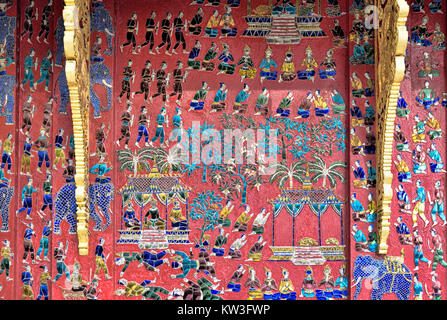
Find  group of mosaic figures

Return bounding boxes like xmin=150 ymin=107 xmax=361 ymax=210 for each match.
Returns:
xmin=113 ymin=248 xmax=347 ymax=300
xmin=117 ymin=4 xmax=242 ymax=57
xmin=0 ymin=238 xmax=113 ymax=300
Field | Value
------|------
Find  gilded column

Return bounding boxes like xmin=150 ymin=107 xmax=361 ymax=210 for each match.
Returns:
xmin=375 ymin=0 xmax=409 ymax=254
xmin=63 ymin=0 xmax=91 ymax=255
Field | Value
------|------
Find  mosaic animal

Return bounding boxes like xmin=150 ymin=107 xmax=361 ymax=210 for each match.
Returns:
xmin=0 ymin=184 xmax=13 ymax=232
xmin=53 ymin=182 xmax=114 ymax=234
xmin=352 ymin=255 xmax=412 ymax=300
xmin=91 ymin=3 xmax=114 ymax=55
xmin=90 ymin=61 xmax=113 ymax=118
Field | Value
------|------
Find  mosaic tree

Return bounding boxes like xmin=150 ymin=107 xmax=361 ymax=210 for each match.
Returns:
xmin=269 ymin=160 xmax=307 ymax=189
xmin=116 ymin=147 xmax=156 ymax=175
xmin=189 ymin=191 xmax=223 ymax=248
xmin=308 ymin=154 xmax=347 ymax=188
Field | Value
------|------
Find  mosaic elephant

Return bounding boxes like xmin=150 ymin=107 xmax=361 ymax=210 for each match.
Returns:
xmin=90 ymin=62 xmax=113 ymax=118
xmin=352 ymin=255 xmax=412 ymax=300
xmin=0 ymin=13 xmax=15 ymax=125
xmin=91 ymin=2 xmax=114 ymax=55
xmin=0 ymin=74 xmax=14 ymax=124
xmin=53 ymin=182 xmax=114 ymax=234
xmin=55 ymin=16 xmax=65 ymax=67
xmin=0 ymin=184 xmax=14 ymax=232
xmin=88 ymin=182 xmax=114 ymax=232
xmin=0 ymin=14 xmax=15 ymax=57
xmin=55 ymin=66 xmax=70 ymax=114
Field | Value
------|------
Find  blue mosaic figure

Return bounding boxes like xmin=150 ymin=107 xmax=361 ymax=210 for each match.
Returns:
xmin=16 ymin=177 xmax=38 ymax=220
xmin=150 ymin=107 xmax=168 ymax=148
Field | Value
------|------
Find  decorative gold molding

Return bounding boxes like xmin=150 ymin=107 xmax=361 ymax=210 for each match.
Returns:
xmin=375 ymin=0 xmax=409 ymax=255
xmin=63 ymin=0 xmax=91 ymax=255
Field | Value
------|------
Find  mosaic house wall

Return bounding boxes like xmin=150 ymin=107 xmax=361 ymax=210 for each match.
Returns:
xmin=0 ymin=0 xmax=445 ymax=300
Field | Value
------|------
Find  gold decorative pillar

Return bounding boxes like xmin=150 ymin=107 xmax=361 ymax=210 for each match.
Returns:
xmin=375 ymin=0 xmax=409 ymax=254
xmin=63 ymin=0 xmax=91 ymax=255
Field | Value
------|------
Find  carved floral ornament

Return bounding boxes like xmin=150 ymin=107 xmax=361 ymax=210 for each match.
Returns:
xmin=375 ymin=0 xmax=409 ymax=255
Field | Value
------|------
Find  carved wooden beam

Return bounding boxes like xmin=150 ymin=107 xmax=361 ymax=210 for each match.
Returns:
xmin=63 ymin=0 xmax=91 ymax=255
xmin=375 ymin=0 xmax=409 ymax=254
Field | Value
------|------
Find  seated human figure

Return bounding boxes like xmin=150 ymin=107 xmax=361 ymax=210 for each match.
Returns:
xmin=169 ymin=200 xmax=187 ymax=230
xmin=259 ymin=46 xmax=278 ymax=82
xmin=425 ymin=111 xmax=442 ymax=140
xmin=275 ymin=91 xmax=293 ymax=117
xmin=432 ymin=23 xmax=446 ymax=51
xmin=330 ymin=88 xmax=346 ymax=115
xmin=350 ymin=192 xmax=365 ymax=221
xmin=319 ymin=49 xmax=336 ymax=80
xmin=219 ymin=6 xmax=237 ymax=37
xmin=351 ymin=72 xmax=365 ymax=98
xmin=396 ymin=91 xmax=410 ymax=119
xmin=394 ymin=216 xmax=413 ymax=245
xmin=279 ymin=48 xmax=296 ymax=82
xmin=412 ymin=144 xmax=427 ymax=174
xmin=352 ymin=160 xmax=367 ymax=189
xmin=350 ymin=99 xmax=364 ymax=127
xmin=144 ymin=200 xmax=166 ymax=230
xmin=313 ymin=90 xmax=329 ymax=117
xmin=300 ymin=267 xmax=316 ymax=298
xmin=364 ymin=126 xmax=376 ymax=154
xmin=427 ymin=142 xmax=446 ymax=173
xmin=416 ymin=80 xmax=439 ymax=110
xmin=350 ymin=37 xmax=366 ymax=65
xmin=364 ymin=101 xmax=375 ymax=125
xmin=123 ymin=202 xmax=140 ymax=230
xmin=352 ymin=224 xmax=369 ymax=252
xmin=217 ymin=43 xmax=235 ymax=75
xmin=295 ymin=92 xmax=312 ymax=119
xmin=410 ymin=16 xmax=433 ymax=47
xmin=279 ymin=268 xmax=296 ymax=300
xmin=297 ymin=46 xmax=317 ymax=82
xmin=394 ymin=153 xmax=412 ymax=183
xmin=330 ymin=19 xmax=346 ymax=48
xmin=350 ymin=128 xmax=365 ymax=156
xmin=417 ymin=51 xmax=440 ymax=79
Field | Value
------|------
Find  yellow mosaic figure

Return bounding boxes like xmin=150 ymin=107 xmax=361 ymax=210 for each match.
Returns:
xmin=350 ymin=128 xmax=365 ymax=155
xmin=302 ymin=45 xmax=318 ymax=72
xmin=279 ymin=267 xmax=296 ymax=300
xmin=426 ymin=111 xmax=442 ymax=140
xmin=237 ymin=44 xmax=256 ymax=81
xmin=279 ymin=47 xmax=296 ymax=82
xmin=245 ymin=266 xmax=263 ymax=300
xmin=232 ymin=205 xmax=253 ymax=233
xmin=411 ymin=179 xmax=430 ymax=228
xmin=394 ymin=154 xmax=412 ymax=183
xmin=94 ymin=238 xmax=112 ymax=281
xmin=21 ymin=265 xmax=34 ymax=300
xmin=412 ymin=115 xmax=427 ymax=143
xmin=169 ymin=200 xmax=187 ymax=230
xmin=218 ymin=200 xmax=234 ymax=228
